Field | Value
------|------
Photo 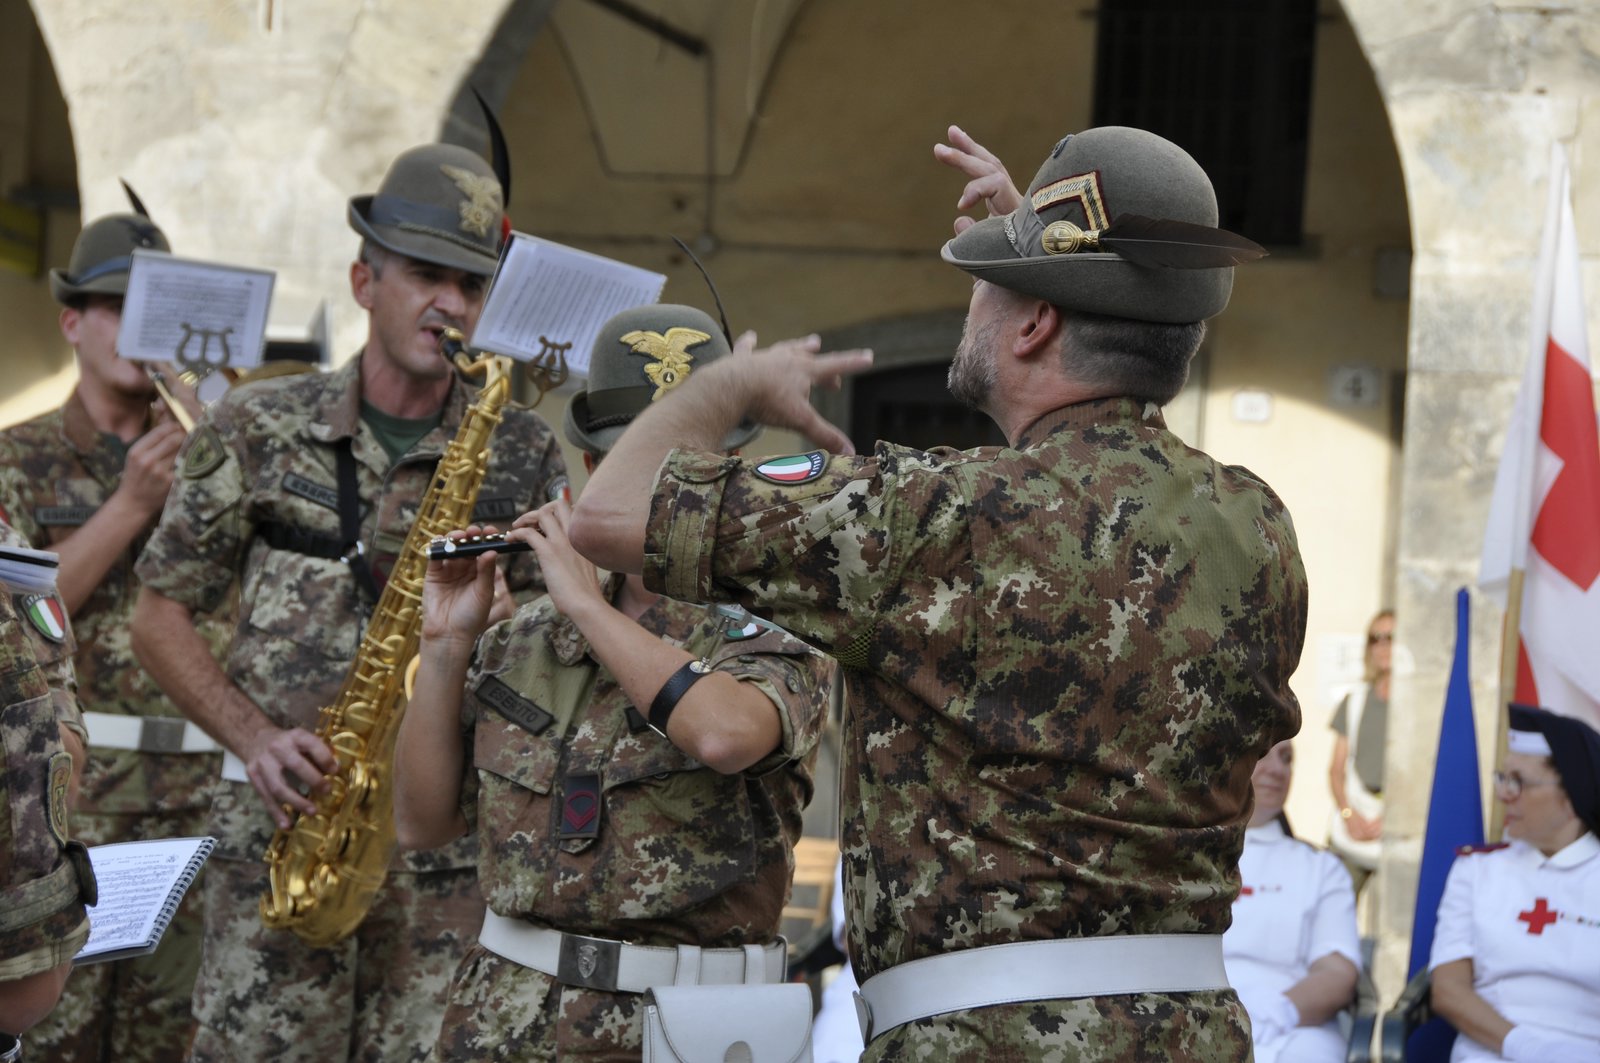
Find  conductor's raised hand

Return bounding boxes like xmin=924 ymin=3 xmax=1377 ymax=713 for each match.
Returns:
xmin=935 ymin=124 xmax=1024 ymax=236
xmin=722 ymin=331 xmax=872 ymax=456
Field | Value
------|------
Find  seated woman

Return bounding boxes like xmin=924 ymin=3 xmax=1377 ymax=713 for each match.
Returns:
xmin=1224 ymin=740 xmax=1361 ymax=1063
xmin=1428 ymin=704 xmax=1600 ymax=1063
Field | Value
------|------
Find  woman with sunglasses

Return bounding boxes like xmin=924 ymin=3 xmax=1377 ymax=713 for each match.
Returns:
xmin=1427 ymin=704 xmax=1600 ymax=1062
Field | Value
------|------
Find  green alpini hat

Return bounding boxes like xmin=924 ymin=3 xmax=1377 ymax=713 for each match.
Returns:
xmin=50 ymin=213 xmax=169 ymax=305
xmin=942 ymin=126 xmax=1266 ymax=324
xmin=565 ymin=304 xmax=760 ymax=454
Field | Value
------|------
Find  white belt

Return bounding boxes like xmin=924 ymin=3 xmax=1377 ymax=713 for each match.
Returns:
xmin=854 ymin=934 xmax=1229 ymax=1043
xmin=477 ymin=910 xmax=785 ymax=993
xmin=82 ymin=711 xmax=222 ymax=754
xmin=220 ymin=750 xmax=249 ymax=782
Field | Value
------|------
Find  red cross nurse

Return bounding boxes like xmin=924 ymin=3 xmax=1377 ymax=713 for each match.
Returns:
xmin=1428 ymin=704 xmax=1600 ymax=1062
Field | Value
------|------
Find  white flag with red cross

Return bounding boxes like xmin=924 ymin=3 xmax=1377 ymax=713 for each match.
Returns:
xmin=1479 ymin=143 xmax=1600 ymax=730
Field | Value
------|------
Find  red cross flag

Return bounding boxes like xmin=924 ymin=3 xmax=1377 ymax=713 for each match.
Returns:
xmin=1480 ymin=143 xmax=1600 ymax=730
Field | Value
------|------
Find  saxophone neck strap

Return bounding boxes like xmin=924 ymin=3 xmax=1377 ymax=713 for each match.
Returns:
xmin=337 ymin=441 xmax=383 ymax=611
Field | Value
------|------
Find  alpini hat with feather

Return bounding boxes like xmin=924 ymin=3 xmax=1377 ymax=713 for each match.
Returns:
xmin=50 ymin=181 xmax=169 ymax=305
xmin=942 ymin=126 xmax=1266 ymax=324
xmin=348 ymin=92 xmax=514 ymax=277
xmin=565 ymin=304 xmax=760 ymax=454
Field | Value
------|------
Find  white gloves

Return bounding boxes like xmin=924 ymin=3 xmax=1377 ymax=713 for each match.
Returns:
xmin=1501 ymin=1025 xmax=1597 ymax=1063
xmin=1249 ymin=993 xmax=1301 ymax=1044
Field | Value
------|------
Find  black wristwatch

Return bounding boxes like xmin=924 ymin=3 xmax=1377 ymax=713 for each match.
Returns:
xmin=0 ymin=1031 xmax=22 ymax=1062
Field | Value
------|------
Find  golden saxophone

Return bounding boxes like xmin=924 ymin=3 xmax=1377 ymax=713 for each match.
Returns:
xmin=259 ymin=329 xmax=511 ymax=946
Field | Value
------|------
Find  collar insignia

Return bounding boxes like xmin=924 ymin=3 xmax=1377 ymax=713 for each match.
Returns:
xmin=440 ymin=165 xmax=503 ymax=238
xmin=619 ymin=327 xmax=710 ymax=400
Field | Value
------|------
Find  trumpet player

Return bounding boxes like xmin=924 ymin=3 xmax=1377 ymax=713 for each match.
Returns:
xmin=0 ymin=203 xmax=231 ymax=1063
xmin=396 ymin=304 xmax=834 ymax=1061
xmin=131 ymin=138 xmax=568 ymax=1063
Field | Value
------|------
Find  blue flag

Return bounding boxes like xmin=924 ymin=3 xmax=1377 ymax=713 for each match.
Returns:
xmin=1406 ymin=588 xmax=1484 ymax=1060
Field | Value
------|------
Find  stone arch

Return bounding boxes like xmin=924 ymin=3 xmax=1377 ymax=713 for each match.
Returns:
xmin=26 ymin=0 xmax=520 ymax=355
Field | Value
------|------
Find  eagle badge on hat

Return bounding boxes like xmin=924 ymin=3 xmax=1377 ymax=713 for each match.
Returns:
xmin=620 ymin=327 xmax=710 ymax=400
xmin=440 ymin=165 xmax=503 ymax=238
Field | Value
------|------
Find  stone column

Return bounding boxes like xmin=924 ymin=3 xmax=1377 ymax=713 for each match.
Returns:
xmin=1338 ymin=0 xmax=1600 ymax=1000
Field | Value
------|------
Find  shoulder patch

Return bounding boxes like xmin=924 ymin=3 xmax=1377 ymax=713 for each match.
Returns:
xmin=182 ymin=425 xmax=227 ymax=479
xmin=1456 ymin=842 xmax=1510 ymax=857
xmin=48 ymin=750 xmax=72 ymax=847
xmin=753 ymin=451 xmax=827 ymax=485
xmin=16 ymin=592 xmax=67 ymax=642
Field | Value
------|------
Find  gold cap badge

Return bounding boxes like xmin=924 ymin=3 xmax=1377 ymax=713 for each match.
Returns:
xmin=619 ymin=327 xmax=711 ymax=400
xmin=440 ymin=165 xmax=503 ymax=238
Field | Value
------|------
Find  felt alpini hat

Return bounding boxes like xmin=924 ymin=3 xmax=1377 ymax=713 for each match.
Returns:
xmin=347 ymin=91 xmax=513 ymax=277
xmin=49 ymin=182 xmax=169 ymax=305
xmin=565 ymin=304 xmax=760 ymax=455
xmin=941 ymin=126 xmax=1266 ymax=324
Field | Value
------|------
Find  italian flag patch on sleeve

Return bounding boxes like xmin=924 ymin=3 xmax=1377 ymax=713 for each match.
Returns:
xmin=753 ymin=451 xmax=827 ymax=485
xmin=19 ymin=593 xmax=67 ymax=642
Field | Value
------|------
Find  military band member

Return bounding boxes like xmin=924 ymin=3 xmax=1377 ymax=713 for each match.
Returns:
xmin=571 ymin=125 xmax=1306 ymax=1059
xmin=0 ymin=207 xmax=230 ymax=1062
xmin=131 ymin=142 xmax=568 ymax=1063
xmin=396 ymin=304 xmax=834 ymax=1061
xmin=0 ymin=563 xmax=97 ymax=1057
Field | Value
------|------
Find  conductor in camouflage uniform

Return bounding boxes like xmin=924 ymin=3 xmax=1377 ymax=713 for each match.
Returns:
xmin=571 ymin=126 xmax=1307 ymax=1060
xmin=395 ymin=304 xmax=834 ymax=1061
xmin=0 ymin=206 xmax=233 ymax=1062
xmin=130 ymin=141 xmax=568 ymax=1063
xmin=1 ymin=553 xmax=98 ymax=1057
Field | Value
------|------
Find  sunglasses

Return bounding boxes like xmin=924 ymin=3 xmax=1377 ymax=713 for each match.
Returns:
xmin=1367 ymin=632 xmax=1393 ymax=645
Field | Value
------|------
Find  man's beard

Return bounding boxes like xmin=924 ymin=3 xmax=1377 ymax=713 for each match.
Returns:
xmin=947 ymin=317 xmax=999 ymax=411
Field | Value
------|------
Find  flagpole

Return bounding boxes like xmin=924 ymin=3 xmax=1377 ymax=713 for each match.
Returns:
xmin=1490 ymin=568 xmax=1523 ymax=839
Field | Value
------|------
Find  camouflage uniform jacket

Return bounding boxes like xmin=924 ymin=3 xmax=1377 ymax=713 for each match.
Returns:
xmin=461 ymin=579 xmax=832 ymax=945
xmin=135 ymin=355 xmax=567 ymax=871
xmin=0 ymin=392 xmax=226 ymax=812
xmin=0 ymin=589 xmax=94 ymax=982
xmin=0 ymin=520 xmax=82 ymax=745
xmin=645 ymin=399 xmax=1306 ymax=1039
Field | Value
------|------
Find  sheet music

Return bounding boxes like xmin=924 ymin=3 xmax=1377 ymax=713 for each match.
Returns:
xmin=470 ymin=233 xmax=665 ymax=377
xmin=76 ymin=837 xmax=215 ymax=964
xmin=118 ymin=250 xmax=274 ymax=370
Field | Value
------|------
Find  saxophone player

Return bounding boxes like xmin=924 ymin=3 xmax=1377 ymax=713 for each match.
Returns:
xmin=130 ymin=141 xmax=568 ymax=1063
xmin=396 ymin=304 xmax=835 ymax=1061
xmin=0 ymin=201 xmax=230 ymax=1063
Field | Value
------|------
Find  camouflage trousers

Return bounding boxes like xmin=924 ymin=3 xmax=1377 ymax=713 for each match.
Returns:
xmin=187 ymin=856 xmax=483 ymax=1063
xmin=433 ymin=945 xmax=646 ymax=1061
xmin=27 ymin=805 xmax=210 ymax=1063
xmin=862 ymin=991 xmax=1255 ymax=1062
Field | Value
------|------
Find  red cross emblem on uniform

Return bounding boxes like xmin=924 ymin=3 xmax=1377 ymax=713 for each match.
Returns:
xmin=1518 ymin=897 xmax=1559 ymax=935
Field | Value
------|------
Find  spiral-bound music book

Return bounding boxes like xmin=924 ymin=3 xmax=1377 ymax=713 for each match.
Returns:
xmin=74 ymin=836 xmax=216 ymax=965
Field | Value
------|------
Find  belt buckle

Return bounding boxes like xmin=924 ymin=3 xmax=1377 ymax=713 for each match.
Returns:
xmin=140 ymin=718 xmax=188 ymax=754
xmin=556 ymin=933 xmax=622 ymax=991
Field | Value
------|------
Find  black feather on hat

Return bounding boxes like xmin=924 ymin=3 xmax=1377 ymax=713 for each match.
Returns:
xmin=1509 ymin=703 xmax=1600 ymax=838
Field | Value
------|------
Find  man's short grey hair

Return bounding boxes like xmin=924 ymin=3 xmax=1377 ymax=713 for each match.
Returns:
xmin=358 ymin=239 xmax=390 ymax=278
xmin=1059 ymin=310 xmax=1207 ymax=405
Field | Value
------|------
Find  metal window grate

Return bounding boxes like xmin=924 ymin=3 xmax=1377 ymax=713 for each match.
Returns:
xmin=1091 ymin=0 xmax=1317 ymax=247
